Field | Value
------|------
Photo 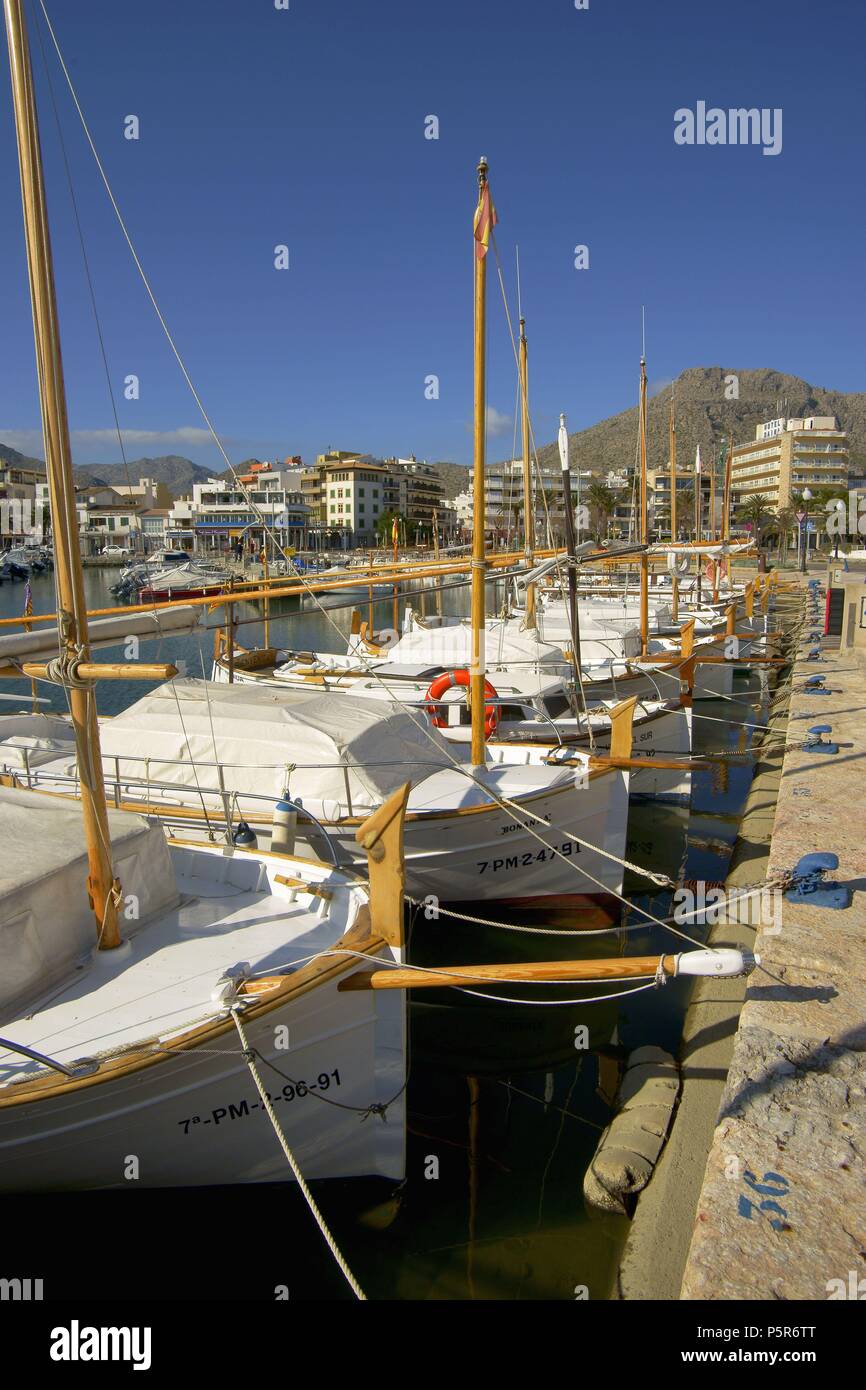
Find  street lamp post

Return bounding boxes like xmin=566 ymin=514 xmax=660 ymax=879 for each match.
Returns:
xmin=832 ymin=499 xmax=844 ymax=560
xmin=798 ymin=487 xmax=813 ymax=573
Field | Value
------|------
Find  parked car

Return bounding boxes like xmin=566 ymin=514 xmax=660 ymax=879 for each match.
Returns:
xmin=101 ymin=544 xmax=131 ymax=556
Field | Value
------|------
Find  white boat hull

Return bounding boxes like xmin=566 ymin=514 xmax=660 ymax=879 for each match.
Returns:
xmin=0 ymin=972 xmax=404 ymax=1191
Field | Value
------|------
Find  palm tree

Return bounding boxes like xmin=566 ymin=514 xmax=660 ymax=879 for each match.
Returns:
xmin=796 ymin=486 xmax=848 ymax=552
xmin=769 ymin=506 xmax=795 ymax=565
xmin=736 ymin=494 xmax=772 ymax=566
xmin=678 ymin=488 xmax=694 ymax=539
xmin=585 ymin=481 xmax=618 ymax=542
xmin=736 ymin=494 xmax=772 ymax=534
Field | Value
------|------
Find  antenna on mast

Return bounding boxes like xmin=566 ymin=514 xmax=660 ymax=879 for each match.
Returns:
xmin=516 ymin=244 xmax=522 ymax=321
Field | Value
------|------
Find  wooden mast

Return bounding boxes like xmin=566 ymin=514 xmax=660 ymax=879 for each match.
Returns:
xmin=694 ymin=444 xmax=703 ymax=604
xmin=558 ymin=413 xmax=582 ymax=678
xmin=722 ymin=435 xmax=733 ymax=542
xmin=719 ymin=432 xmax=734 ymax=597
xmin=669 ymin=387 xmax=678 ymax=623
xmin=638 ymin=352 xmax=649 ymax=654
xmin=4 ymin=0 xmax=122 ymax=948
xmin=518 ymin=317 xmax=535 ymax=627
xmin=431 ymin=506 xmax=443 ymax=617
xmin=470 ymin=157 xmax=491 ymax=769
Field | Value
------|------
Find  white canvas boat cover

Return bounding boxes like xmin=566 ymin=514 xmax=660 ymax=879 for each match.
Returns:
xmin=88 ymin=679 xmax=463 ymax=819
xmin=0 ymin=788 xmax=178 ymax=1021
xmin=386 ymin=617 xmax=567 ymax=669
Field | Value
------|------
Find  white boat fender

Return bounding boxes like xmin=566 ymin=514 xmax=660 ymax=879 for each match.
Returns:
xmin=272 ymin=793 xmax=298 ymax=855
xmin=583 ymin=1045 xmax=680 ymax=1216
xmin=667 ymin=551 xmax=690 ymax=575
xmin=674 ymin=948 xmax=759 ymax=977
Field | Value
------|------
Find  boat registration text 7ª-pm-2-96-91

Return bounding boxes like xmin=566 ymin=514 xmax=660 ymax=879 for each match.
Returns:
xmin=178 ymin=1069 xmax=343 ymax=1134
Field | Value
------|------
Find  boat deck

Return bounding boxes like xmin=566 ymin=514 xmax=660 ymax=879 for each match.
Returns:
xmin=0 ymin=847 xmax=358 ymax=1087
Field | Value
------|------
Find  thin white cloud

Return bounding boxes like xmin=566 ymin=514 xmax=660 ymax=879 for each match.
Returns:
xmin=0 ymin=430 xmax=44 ymax=454
xmin=72 ymin=427 xmax=218 ymax=448
xmin=0 ymin=427 xmax=222 ymax=456
xmin=485 ymin=406 xmax=511 ymax=437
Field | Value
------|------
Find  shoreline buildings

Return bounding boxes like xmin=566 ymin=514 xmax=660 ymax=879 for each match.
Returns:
xmin=730 ymin=416 xmax=849 ymax=511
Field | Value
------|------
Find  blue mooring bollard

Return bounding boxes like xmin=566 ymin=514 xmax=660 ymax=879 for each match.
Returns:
xmin=804 ymin=724 xmax=837 ymax=753
xmin=800 ymin=672 xmax=828 ymax=695
xmin=784 ymin=852 xmax=851 ymax=909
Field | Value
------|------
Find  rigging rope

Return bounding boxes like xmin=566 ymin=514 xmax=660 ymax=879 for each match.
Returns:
xmin=230 ymin=1009 xmax=366 ymax=1301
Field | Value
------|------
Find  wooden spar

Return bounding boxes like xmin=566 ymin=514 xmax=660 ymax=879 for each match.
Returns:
xmin=0 ymin=662 xmax=177 ymax=681
xmin=559 ymin=413 xmax=583 ymax=680
xmin=518 ymin=317 xmax=535 ymax=627
xmin=392 ymin=518 xmax=399 ymax=634
xmin=669 ymin=388 xmax=678 ymax=624
xmin=261 ymin=545 xmax=270 ymax=649
xmin=638 ymin=354 xmax=649 ymax=654
xmin=339 ymin=953 xmax=680 ymax=991
xmin=432 ymin=508 xmax=443 ymax=617
xmin=4 ymin=0 xmax=121 ymax=948
xmin=589 ymin=754 xmax=706 ymax=771
xmin=0 ymin=547 xmax=579 ymax=630
xmin=694 ymin=446 xmax=703 ymax=604
xmin=722 ymin=434 xmax=733 ymax=544
xmin=470 ymin=157 xmax=489 ymax=769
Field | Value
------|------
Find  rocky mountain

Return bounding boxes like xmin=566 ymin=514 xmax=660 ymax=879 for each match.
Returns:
xmin=71 ymin=455 xmax=214 ymax=494
xmin=5 ymin=368 xmax=864 ymax=502
xmin=534 ymin=367 xmax=866 ymax=479
xmin=431 ymin=461 xmax=471 ymax=499
xmin=0 ymin=441 xmax=46 ymax=472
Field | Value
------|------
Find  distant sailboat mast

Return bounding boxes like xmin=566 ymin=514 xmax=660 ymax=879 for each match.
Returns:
xmin=669 ymin=387 xmax=679 ymax=623
xmin=638 ymin=327 xmax=649 ymax=655
xmin=470 ymin=156 xmax=495 ymax=768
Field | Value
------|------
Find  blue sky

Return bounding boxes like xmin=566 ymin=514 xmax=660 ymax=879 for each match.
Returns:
xmin=0 ymin=0 xmax=863 ymax=472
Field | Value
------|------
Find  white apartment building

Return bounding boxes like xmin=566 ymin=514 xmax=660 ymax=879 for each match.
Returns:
xmin=731 ymin=416 xmax=849 ymax=510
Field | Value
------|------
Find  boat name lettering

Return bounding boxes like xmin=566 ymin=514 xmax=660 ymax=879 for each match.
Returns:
xmin=500 ymin=813 xmax=552 ymax=834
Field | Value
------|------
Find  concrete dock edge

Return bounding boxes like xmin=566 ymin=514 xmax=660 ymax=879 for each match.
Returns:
xmin=614 ymin=590 xmax=801 ymax=1299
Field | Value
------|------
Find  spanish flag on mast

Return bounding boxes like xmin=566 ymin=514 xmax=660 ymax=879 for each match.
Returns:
xmin=473 ymin=170 xmax=497 ymax=261
xmin=391 ymin=515 xmax=399 ymax=546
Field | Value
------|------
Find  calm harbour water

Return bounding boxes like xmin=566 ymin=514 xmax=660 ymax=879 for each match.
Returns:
xmin=0 ymin=567 xmax=765 ymax=1300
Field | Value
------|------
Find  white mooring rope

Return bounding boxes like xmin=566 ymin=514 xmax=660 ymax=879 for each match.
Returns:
xmin=230 ymin=1009 xmax=366 ymax=1301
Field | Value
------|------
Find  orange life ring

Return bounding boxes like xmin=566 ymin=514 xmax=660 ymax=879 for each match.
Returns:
xmin=424 ymin=669 xmax=500 ymax=738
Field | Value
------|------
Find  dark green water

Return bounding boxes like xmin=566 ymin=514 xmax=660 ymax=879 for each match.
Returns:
xmin=0 ymin=568 xmax=766 ymax=1300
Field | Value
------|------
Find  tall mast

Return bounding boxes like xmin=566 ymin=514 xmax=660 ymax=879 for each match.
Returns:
xmin=722 ymin=434 xmax=733 ymax=543
xmin=694 ymin=444 xmax=703 ymax=604
xmin=470 ymin=157 xmax=493 ymax=768
xmin=558 ymin=414 xmax=582 ymax=677
xmin=518 ymin=317 xmax=535 ymax=627
xmin=4 ymin=0 xmax=121 ymax=948
xmin=669 ymin=387 xmax=678 ymax=623
xmin=638 ymin=352 xmax=649 ymax=655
